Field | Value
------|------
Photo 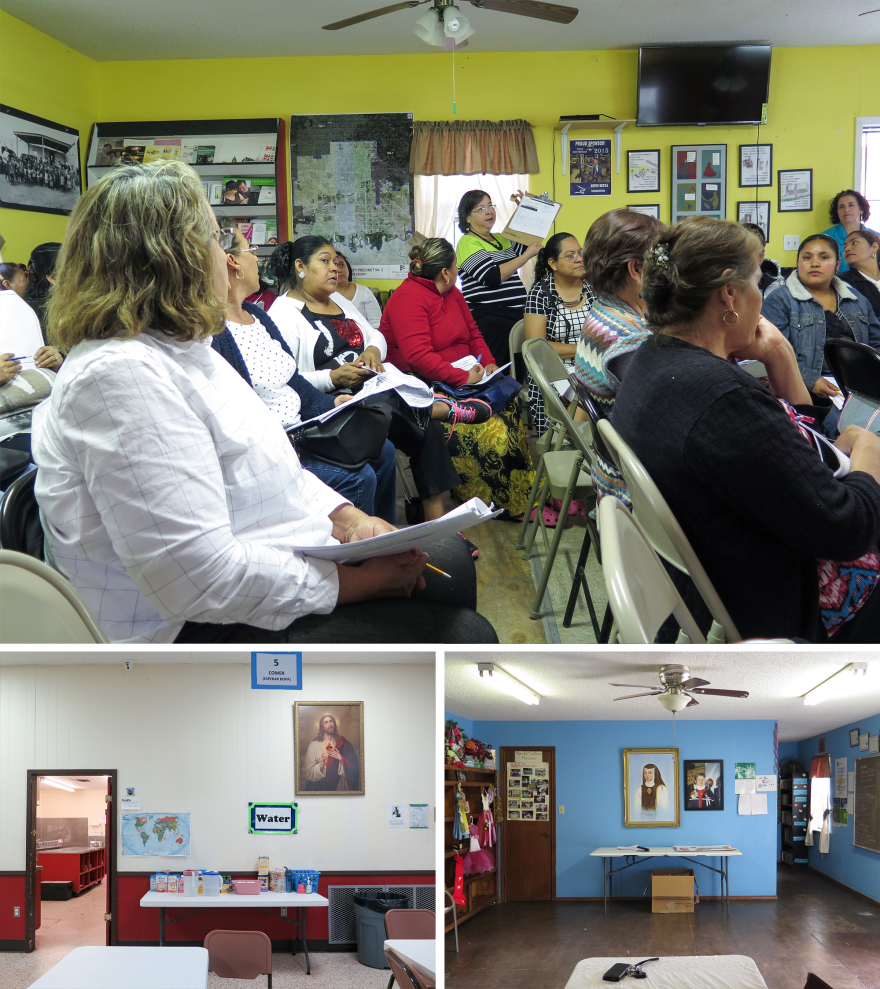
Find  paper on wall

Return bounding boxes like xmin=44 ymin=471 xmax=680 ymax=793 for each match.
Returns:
xmin=849 ymin=772 xmax=855 ymax=792
xmin=738 ymin=793 xmax=753 ymax=815
xmin=388 ymin=803 xmax=406 ymax=828
xmin=409 ymin=804 xmax=429 ymax=829
xmin=750 ymin=794 xmax=768 ymax=815
xmin=734 ymin=778 xmax=756 ymax=794
xmin=755 ymin=775 xmax=777 ymax=792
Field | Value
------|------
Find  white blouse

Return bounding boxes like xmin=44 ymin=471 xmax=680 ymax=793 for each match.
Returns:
xmin=349 ymin=283 xmax=383 ymax=329
xmin=0 ymin=289 xmax=43 ymax=359
xmin=227 ymin=317 xmax=301 ymax=429
xmin=32 ymin=332 xmax=348 ymax=644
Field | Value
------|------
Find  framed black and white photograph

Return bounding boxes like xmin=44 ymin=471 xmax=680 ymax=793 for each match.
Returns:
xmin=0 ymin=104 xmax=82 ymax=215
xmin=778 ymin=169 xmax=813 ymax=213
xmin=627 ymin=204 xmax=661 ymax=219
xmin=738 ymin=201 xmax=771 ymax=241
xmin=739 ymin=144 xmax=772 ymax=187
xmin=850 ymin=728 xmax=860 ymax=747
xmin=294 ymin=701 xmax=364 ymax=796
xmin=683 ymin=759 xmax=724 ymax=811
xmin=627 ymin=149 xmax=660 ymax=193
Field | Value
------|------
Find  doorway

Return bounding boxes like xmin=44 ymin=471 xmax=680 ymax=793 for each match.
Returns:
xmin=500 ymin=746 xmax=556 ymax=902
xmin=25 ymin=769 xmax=117 ymax=952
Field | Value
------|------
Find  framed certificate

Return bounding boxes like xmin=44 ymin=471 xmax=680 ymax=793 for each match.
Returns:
xmin=627 ymin=149 xmax=660 ymax=193
xmin=778 ymin=169 xmax=813 ymax=212
xmin=739 ymin=144 xmax=772 ymax=187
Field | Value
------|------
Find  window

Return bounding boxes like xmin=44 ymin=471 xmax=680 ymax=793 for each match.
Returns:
xmin=855 ymin=117 xmax=880 ymax=222
xmin=414 ymin=173 xmax=530 ymax=247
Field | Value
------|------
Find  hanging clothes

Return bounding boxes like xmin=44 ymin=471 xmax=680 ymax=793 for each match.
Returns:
xmin=477 ymin=786 xmax=497 ymax=849
xmin=462 ymin=823 xmax=495 ymax=875
xmin=452 ymin=853 xmax=466 ymax=906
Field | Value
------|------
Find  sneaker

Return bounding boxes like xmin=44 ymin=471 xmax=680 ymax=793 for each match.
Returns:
xmin=458 ymin=531 xmax=480 ymax=560
xmin=435 ymin=394 xmax=493 ymax=429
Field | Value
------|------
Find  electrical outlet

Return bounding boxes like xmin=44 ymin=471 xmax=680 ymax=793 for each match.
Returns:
xmin=784 ymin=235 xmax=801 ymax=252
xmin=13 ymin=906 xmax=20 ymax=917
xmin=559 ymin=805 xmax=564 ymax=814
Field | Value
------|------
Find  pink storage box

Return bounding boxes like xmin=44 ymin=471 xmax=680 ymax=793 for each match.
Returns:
xmin=232 ymin=879 xmax=262 ymax=895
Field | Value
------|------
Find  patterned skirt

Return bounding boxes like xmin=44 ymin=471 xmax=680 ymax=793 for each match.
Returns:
xmin=441 ymin=400 xmax=535 ymax=515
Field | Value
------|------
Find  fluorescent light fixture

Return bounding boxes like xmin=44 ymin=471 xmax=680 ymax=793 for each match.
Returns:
xmin=413 ymin=8 xmax=445 ymax=46
xmin=803 ymin=662 xmax=868 ymax=706
xmin=658 ymin=692 xmax=689 ymax=712
xmin=41 ymin=776 xmax=75 ymax=792
xmin=478 ymin=662 xmax=540 ymax=705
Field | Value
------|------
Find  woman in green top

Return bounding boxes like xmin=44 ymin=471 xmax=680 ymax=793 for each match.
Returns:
xmin=456 ymin=190 xmax=542 ymax=365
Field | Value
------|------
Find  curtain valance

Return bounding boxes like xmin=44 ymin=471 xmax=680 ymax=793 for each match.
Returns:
xmin=409 ymin=119 xmax=539 ymax=176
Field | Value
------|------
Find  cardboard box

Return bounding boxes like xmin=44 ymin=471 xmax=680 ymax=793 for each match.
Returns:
xmin=651 ymin=868 xmax=695 ymax=913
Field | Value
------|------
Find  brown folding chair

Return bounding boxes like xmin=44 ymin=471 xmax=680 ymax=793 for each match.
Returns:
xmin=384 ymin=909 xmax=435 ymax=989
xmin=385 ymin=945 xmax=436 ymax=989
xmin=205 ymin=929 xmax=272 ymax=988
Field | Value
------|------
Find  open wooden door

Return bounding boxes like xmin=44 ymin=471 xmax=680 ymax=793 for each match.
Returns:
xmin=105 ymin=775 xmax=112 ymax=946
xmin=500 ymin=746 xmax=556 ymax=901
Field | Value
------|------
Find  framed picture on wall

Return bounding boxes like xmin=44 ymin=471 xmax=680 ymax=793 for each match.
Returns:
xmin=778 ymin=169 xmax=813 ymax=212
xmin=0 ymin=104 xmax=82 ymax=215
xmin=627 ymin=150 xmax=660 ymax=193
xmin=739 ymin=144 xmax=773 ymax=187
xmin=683 ymin=759 xmax=724 ymax=811
xmin=294 ymin=701 xmax=364 ymax=796
xmin=850 ymin=728 xmax=860 ymax=747
xmin=627 ymin=204 xmax=661 ymax=219
xmin=737 ymin=201 xmax=770 ymax=241
xmin=623 ymin=748 xmax=680 ymax=827
xmin=670 ymin=144 xmax=727 ymax=224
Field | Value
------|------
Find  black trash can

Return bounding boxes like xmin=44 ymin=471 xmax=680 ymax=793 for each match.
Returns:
xmin=352 ymin=891 xmax=409 ymax=968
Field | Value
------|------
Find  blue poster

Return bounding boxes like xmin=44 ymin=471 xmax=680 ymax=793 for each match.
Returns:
xmin=569 ymin=139 xmax=611 ymax=196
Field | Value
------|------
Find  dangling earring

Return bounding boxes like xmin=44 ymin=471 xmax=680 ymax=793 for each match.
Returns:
xmin=722 ymin=309 xmax=739 ymax=325
xmin=235 ymin=270 xmax=245 ymax=280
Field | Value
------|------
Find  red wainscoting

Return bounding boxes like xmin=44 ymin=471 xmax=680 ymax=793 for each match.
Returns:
xmin=117 ymin=872 xmax=433 ymax=945
xmin=0 ymin=874 xmax=27 ymax=944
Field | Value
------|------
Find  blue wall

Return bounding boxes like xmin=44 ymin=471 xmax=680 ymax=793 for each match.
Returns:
xmin=465 ymin=718 xmax=778 ymax=899
xmin=797 ymin=711 xmax=880 ymax=903
xmin=445 ymin=711 xmax=474 ymax=736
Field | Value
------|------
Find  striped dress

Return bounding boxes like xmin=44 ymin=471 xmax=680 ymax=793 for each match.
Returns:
xmin=573 ymin=293 xmax=650 ymax=505
xmin=456 ymin=233 xmax=529 ymax=312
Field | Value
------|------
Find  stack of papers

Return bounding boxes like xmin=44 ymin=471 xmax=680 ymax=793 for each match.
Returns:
xmin=308 ymin=363 xmax=434 ymax=424
xmin=672 ymin=845 xmax=736 ymax=852
xmin=450 ymin=355 xmax=512 ymax=384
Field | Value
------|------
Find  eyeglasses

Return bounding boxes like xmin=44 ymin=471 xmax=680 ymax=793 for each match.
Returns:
xmin=240 ymin=245 xmax=259 ymax=256
xmin=214 ymin=227 xmax=236 ymax=252
xmin=470 ymin=204 xmax=496 ymax=215
xmin=561 ymin=252 xmax=581 ymax=262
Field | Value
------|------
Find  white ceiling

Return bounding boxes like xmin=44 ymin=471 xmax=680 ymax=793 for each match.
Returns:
xmin=2 ymin=0 xmax=878 ymax=61
xmin=0 ymin=649 xmax=434 ymax=665
xmin=445 ymin=649 xmax=880 ymax=741
xmin=39 ymin=775 xmax=109 ymax=790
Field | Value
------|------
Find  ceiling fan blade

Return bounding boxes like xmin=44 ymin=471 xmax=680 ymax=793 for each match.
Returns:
xmin=322 ymin=1 xmax=426 ymax=30
xmin=689 ymin=688 xmax=749 ymax=698
xmin=610 ymin=683 xmax=658 ymax=689
xmin=470 ymin=0 xmax=579 ymax=24
xmin=679 ymin=677 xmax=710 ymax=689
xmin=613 ymin=691 xmax=664 ymax=701
xmin=686 ymin=697 xmax=699 ymax=707
xmin=859 ymin=8 xmax=880 ymax=13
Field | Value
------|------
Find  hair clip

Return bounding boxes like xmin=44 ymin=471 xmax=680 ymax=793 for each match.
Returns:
xmin=647 ymin=245 xmax=670 ymax=268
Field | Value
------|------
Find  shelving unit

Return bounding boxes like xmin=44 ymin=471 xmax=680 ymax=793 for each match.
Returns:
xmin=780 ymin=775 xmax=809 ymax=867
xmin=84 ymin=117 xmax=288 ymax=258
xmin=556 ymin=117 xmax=636 ymax=175
xmin=38 ymin=846 xmax=105 ymax=894
xmin=444 ymin=764 xmax=498 ymax=932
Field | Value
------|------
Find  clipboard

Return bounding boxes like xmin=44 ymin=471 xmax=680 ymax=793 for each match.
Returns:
xmin=501 ymin=193 xmax=561 ymax=246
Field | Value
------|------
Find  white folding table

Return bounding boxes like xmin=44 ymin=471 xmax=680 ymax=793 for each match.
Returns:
xmin=564 ymin=955 xmax=767 ymax=988
xmin=589 ymin=846 xmax=742 ymax=914
xmin=26 ymin=945 xmax=208 ymax=989
xmin=385 ymin=939 xmax=436 ymax=982
xmin=139 ymin=890 xmax=328 ymax=974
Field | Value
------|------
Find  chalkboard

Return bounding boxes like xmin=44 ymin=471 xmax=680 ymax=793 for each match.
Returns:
xmin=853 ymin=754 xmax=880 ymax=854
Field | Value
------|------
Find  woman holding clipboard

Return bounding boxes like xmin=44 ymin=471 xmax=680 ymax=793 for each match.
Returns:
xmin=455 ymin=190 xmax=541 ymax=363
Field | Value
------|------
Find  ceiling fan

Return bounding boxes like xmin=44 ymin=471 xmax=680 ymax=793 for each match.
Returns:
xmin=323 ymin=1 xmax=579 ymax=49
xmin=610 ymin=664 xmax=749 ymax=713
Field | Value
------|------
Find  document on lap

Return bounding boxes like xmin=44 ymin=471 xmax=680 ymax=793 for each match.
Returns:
xmin=290 ymin=497 xmax=501 ymax=562
xmin=450 ymin=355 xmax=513 ymax=382
xmin=309 ymin=363 xmax=434 ymax=424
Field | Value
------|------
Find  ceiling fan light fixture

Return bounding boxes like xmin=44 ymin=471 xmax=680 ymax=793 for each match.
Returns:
xmin=657 ymin=692 xmax=690 ymax=712
xmin=443 ymin=5 xmax=475 ymax=41
xmin=803 ymin=662 xmax=868 ymax=706
xmin=478 ymin=662 xmax=540 ymax=705
xmin=413 ymin=8 xmax=446 ymax=45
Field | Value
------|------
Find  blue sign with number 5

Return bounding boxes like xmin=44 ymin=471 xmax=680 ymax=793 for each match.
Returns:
xmin=251 ymin=652 xmax=303 ymax=690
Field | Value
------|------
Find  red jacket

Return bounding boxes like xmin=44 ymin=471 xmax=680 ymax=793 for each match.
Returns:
xmin=379 ymin=274 xmax=495 ymax=387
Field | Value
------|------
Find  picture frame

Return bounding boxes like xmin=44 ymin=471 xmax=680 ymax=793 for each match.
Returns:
xmin=670 ymin=144 xmax=726 ymax=223
xmin=0 ymin=103 xmax=82 ymax=215
xmin=737 ymin=201 xmax=770 ymax=241
xmin=455 ymin=770 xmax=468 ymax=782
xmin=778 ymin=169 xmax=813 ymax=212
xmin=624 ymin=748 xmax=680 ymax=827
xmin=627 ymin=149 xmax=660 ymax=194
xmin=627 ymin=204 xmax=661 ymax=219
xmin=683 ymin=759 xmax=724 ymax=811
xmin=294 ymin=701 xmax=364 ymax=796
xmin=850 ymin=728 xmax=860 ymax=747
xmin=739 ymin=144 xmax=773 ymax=187
xmin=859 ymin=732 xmax=869 ymax=752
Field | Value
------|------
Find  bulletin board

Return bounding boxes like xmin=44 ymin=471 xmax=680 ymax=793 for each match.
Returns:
xmin=853 ymin=754 xmax=880 ymax=853
xmin=506 ymin=756 xmax=550 ymax=822
xmin=670 ymin=144 xmax=727 ymax=223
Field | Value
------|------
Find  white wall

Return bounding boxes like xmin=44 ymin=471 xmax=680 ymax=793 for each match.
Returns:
xmin=37 ymin=786 xmax=107 ymax=836
xmin=0 ymin=663 xmax=434 ymax=873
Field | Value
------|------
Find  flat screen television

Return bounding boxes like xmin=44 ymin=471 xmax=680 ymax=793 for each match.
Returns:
xmin=637 ymin=45 xmax=772 ymax=126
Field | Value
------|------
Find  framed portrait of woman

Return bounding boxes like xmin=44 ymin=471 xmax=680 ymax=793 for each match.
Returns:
xmin=623 ymin=748 xmax=680 ymax=827
xmin=294 ymin=702 xmax=364 ymax=796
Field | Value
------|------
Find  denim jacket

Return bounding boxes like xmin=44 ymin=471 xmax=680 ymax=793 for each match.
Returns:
xmin=761 ymin=270 xmax=880 ymax=390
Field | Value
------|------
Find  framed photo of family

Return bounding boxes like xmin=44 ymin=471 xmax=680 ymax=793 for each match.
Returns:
xmin=623 ymin=748 xmax=680 ymax=827
xmin=683 ymin=759 xmax=724 ymax=811
xmin=294 ymin=701 xmax=364 ymax=796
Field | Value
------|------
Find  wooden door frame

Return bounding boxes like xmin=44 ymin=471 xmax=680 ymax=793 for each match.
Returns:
xmin=499 ymin=746 xmax=557 ymax=903
xmin=25 ymin=769 xmax=118 ymax=952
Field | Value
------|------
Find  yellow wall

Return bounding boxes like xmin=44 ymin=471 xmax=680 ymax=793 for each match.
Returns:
xmin=0 ymin=11 xmax=97 ymax=261
xmin=3 ymin=12 xmax=879 ymax=268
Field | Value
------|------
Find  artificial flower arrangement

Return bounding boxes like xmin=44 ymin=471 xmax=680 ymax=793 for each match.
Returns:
xmin=445 ymin=720 xmax=491 ymax=768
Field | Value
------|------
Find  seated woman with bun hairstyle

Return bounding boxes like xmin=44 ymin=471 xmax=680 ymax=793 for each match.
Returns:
xmin=612 ymin=215 xmax=880 ymax=643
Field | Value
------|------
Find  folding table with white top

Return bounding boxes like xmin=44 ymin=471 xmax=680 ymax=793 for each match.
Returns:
xmin=139 ymin=889 xmax=328 ymax=974
xmin=384 ymin=938 xmax=436 ymax=982
xmin=564 ymin=954 xmax=768 ymax=988
xmin=589 ymin=846 xmax=741 ymax=913
xmin=26 ymin=945 xmax=208 ymax=989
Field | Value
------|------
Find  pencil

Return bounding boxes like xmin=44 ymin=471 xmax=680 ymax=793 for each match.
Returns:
xmin=425 ymin=563 xmax=451 ymax=578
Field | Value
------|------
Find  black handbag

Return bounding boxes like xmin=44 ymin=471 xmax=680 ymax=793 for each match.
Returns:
xmin=288 ymin=403 xmax=391 ymax=470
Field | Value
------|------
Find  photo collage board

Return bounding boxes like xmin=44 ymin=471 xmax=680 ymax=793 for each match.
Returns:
xmin=670 ymin=144 xmax=727 ymax=224
xmin=506 ymin=753 xmax=549 ymax=822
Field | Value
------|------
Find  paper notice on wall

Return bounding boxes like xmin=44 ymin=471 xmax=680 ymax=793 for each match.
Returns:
xmin=734 ymin=763 xmax=756 ymax=794
xmin=755 ymin=775 xmax=777 ymax=792
xmin=750 ymin=794 xmax=768 ymax=815
xmin=738 ymin=793 xmax=753 ymax=815
xmin=849 ymin=772 xmax=855 ymax=792
xmin=408 ymin=804 xmax=429 ymax=829
xmin=387 ymin=803 xmax=406 ymax=828
xmin=120 ymin=797 xmax=140 ymax=811
xmin=735 ymin=778 xmax=756 ymax=794
xmin=515 ymin=751 xmax=544 ymax=765
xmin=835 ymin=757 xmax=848 ymax=798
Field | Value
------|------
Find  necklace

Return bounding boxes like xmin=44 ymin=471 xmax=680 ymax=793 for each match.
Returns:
xmin=470 ymin=228 xmax=505 ymax=252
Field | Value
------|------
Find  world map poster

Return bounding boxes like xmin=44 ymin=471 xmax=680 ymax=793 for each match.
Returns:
xmin=290 ymin=113 xmax=414 ymax=279
xmin=120 ymin=812 xmax=191 ymax=856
